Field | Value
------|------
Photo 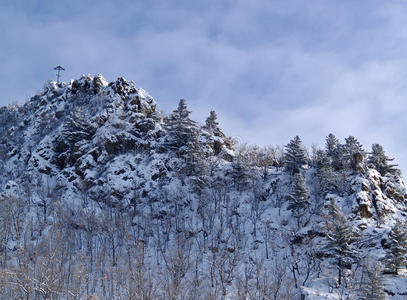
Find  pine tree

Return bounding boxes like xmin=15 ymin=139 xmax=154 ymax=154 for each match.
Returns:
xmin=314 ymin=149 xmax=339 ymax=195
xmin=325 ymin=133 xmax=344 ymax=170
xmin=164 ymin=99 xmax=198 ymax=153
xmin=283 ymin=136 xmax=308 ymax=175
xmin=164 ymin=99 xmax=207 ymax=176
xmin=230 ymin=158 xmax=251 ymax=192
xmin=382 ymin=221 xmax=407 ymax=275
xmin=287 ymin=173 xmax=310 ymax=227
xmin=344 ymin=136 xmax=364 ymax=155
xmin=358 ymin=259 xmax=388 ymax=300
xmin=314 ymin=149 xmax=330 ymax=171
xmin=204 ymin=110 xmax=225 ymax=138
xmin=203 ymin=110 xmax=226 ymax=156
xmin=325 ymin=133 xmax=339 ymax=158
xmin=185 ymin=129 xmax=208 ymax=177
xmin=342 ymin=136 xmax=365 ymax=170
xmin=368 ymin=144 xmax=399 ymax=176
xmin=325 ymin=198 xmax=360 ymax=286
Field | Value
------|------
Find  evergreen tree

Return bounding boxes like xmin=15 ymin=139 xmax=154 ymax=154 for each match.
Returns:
xmin=203 ymin=110 xmax=226 ymax=156
xmin=314 ymin=149 xmax=339 ymax=195
xmin=287 ymin=173 xmax=310 ymax=227
xmin=204 ymin=110 xmax=225 ymax=138
xmin=314 ymin=149 xmax=330 ymax=171
xmin=283 ymin=136 xmax=308 ymax=175
xmin=325 ymin=198 xmax=360 ymax=286
xmin=344 ymin=136 xmax=364 ymax=155
xmin=342 ymin=136 xmax=365 ymax=170
xmin=205 ymin=110 xmax=218 ymax=129
xmin=325 ymin=133 xmax=344 ymax=170
xmin=186 ymin=129 xmax=208 ymax=177
xmin=358 ymin=259 xmax=388 ymax=300
xmin=164 ymin=99 xmax=198 ymax=152
xmin=382 ymin=221 xmax=407 ymax=275
xmin=368 ymin=144 xmax=399 ymax=176
xmin=164 ymin=99 xmax=207 ymax=176
xmin=230 ymin=157 xmax=251 ymax=192
xmin=325 ymin=133 xmax=340 ymax=158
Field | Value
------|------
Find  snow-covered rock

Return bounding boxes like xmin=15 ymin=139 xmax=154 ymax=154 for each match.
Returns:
xmin=0 ymin=75 xmax=407 ymax=299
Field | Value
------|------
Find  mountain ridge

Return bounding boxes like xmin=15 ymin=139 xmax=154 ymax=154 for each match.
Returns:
xmin=0 ymin=75 xmax=407 ymax=299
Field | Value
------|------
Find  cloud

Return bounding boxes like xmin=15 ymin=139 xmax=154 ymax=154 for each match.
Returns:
xmin=1 ymin=0 xmax=407 ymax=172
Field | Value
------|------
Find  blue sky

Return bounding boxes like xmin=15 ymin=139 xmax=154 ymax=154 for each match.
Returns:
xmin=2 ymin=0 xmax=407 ymax=171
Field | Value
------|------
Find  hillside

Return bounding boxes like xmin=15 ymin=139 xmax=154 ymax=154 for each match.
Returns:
xmin=0 ymin=75 xmax=407 ymax=299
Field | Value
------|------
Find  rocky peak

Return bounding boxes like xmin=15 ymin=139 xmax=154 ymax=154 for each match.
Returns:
xmin=0 ymin=75 xmax=232 ymax=204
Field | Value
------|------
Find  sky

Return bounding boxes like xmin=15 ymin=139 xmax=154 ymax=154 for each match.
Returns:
xmin=1 ymin=0 xmax=407 ymax=172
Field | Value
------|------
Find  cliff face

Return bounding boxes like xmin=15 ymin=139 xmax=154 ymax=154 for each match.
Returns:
xmin=0 ymin=75 xmax=407 ymax=299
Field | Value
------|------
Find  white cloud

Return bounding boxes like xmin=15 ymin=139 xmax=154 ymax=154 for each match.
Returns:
xmin=2 ymin=0 xmax=407 ymax=172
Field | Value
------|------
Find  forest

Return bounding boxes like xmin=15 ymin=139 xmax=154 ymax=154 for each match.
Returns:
xmin=0 ymin=76 xmax=406 ymax=299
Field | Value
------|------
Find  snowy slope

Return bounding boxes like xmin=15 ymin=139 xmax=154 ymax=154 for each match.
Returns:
xmin=0 ymin=75 xmax=406 ymax=299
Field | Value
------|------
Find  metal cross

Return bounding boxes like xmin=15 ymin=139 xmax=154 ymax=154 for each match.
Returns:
xmin=53 ymin=65 xmax=65 ymax=84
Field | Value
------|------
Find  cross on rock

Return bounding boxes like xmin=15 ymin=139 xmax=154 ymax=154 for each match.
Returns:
xmin=53 ymin=65 xmax=65 ymax=84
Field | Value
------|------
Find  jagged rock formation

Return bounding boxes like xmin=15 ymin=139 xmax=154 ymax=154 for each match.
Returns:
xmin=0 ymin=75 xmax=407 ymax=299
xmin=0 ymin=75 xmax=232 ymax=205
